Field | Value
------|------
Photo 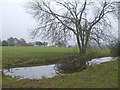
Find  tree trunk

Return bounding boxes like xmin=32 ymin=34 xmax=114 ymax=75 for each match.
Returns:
xmin=76 ymin=35 xmax=87 ymax=55
xmin=76 ymin=35 xmax=81 ymax=53
xmin=80 ymin=48 xmax=86 ymax=55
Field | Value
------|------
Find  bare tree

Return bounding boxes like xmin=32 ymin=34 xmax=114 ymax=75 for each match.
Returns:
xmin=25 ymin=0 xmax=117 ymax=55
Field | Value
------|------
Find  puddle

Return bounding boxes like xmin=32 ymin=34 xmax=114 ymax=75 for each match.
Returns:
xmin=3 ymin=57 xmax=119 ymax=79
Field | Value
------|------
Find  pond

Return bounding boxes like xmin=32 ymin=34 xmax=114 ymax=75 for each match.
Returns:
xmin=3 ymin=64 xmax=57 ymax=79
xmin=3 ymin=57 xmax=119 ymax=79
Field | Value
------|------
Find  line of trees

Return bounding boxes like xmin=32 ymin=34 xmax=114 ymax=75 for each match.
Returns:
xmin=0 ymin=37 xmax=68 ymax=47
xmin=0 ymin=37 xmax=48 ymax=46
xmin=0 ymin=37 xmax=27 ymax=46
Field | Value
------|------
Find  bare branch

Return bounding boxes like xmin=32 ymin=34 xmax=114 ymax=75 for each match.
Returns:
xmin=25 ymin=0 xmax=117 ymax=54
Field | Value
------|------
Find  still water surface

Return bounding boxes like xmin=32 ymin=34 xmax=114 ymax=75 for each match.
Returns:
xmin=3 ymin=57 xmax=119 ymax=79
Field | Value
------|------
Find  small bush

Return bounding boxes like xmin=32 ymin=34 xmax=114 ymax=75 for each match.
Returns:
xmin=54 ymin=54 xmax=91 ymax=74
xmin=110 ymin=42 xmax=120 ymax=57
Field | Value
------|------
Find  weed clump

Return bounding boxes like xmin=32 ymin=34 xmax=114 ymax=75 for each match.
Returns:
xmin=54 ymin=54 xmax=91 ymax=74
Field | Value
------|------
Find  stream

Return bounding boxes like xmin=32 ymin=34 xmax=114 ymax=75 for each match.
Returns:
xmin=3 ymin=57 xmax=119 ymax=79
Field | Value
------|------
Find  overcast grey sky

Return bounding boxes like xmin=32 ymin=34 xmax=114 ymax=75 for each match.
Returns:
xmin=0 ymin=0 xmax=118 ymax=43
xmin=0 ymin=0 xmax=77 ymax=44
xmin=1 ymin=0 xmax=38 ymax=42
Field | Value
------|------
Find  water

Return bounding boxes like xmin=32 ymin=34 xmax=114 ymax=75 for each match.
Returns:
xmin=87 ymin=57 xmax=119 ymax=66
xmin=3 ymin=57 xmax=119 ymax=79
xmin=3 ymin=64 xmax=57 ymax=79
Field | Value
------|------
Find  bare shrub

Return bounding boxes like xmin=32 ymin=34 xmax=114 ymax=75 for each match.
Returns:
xmin=54 ymin=54 xmax=91 ymax=74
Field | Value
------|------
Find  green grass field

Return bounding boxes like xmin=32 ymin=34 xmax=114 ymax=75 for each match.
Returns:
xmin=2 ymin=46 xmax=110 ymax=69
xmin=2 ymin=46 xmax=75 ymax=59
xmin=2 ymin=60 xmax=118 ymax=88
xmin=2 ymin=46 xmax=76 ymax=68
xmin=2 ymin=46 xmax=118 ymax=88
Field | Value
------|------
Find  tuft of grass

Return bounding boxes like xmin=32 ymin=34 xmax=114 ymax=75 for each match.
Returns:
xmin=2 ymin=60 xmax=118 ymax=88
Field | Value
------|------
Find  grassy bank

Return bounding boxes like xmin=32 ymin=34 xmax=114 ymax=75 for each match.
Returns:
xmin=2 ymin=46 xmax=110 ymax=69
xmin=2 ymin=60 xmax=118 ymax=88
xmin=2 ymin=47 xmax=75 ymax=68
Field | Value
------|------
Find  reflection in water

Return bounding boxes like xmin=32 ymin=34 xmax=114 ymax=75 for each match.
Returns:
xmin=3 ymin=57 xmax=119 ymax=79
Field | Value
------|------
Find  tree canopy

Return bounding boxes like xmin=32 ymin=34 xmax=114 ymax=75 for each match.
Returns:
xmin=25 ymin=0 xmax=118 ymax=54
